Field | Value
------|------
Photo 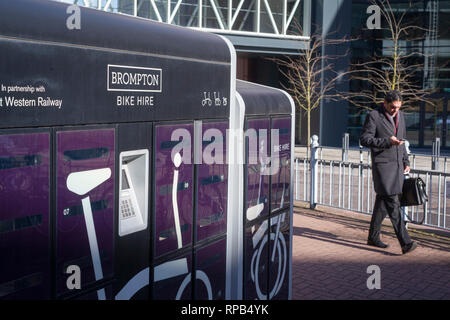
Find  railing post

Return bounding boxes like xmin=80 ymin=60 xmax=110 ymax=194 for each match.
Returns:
xmin=310 ymin=135 xmax=319 ymax=209
xmin=342 ymin=133 xmax=349 ymax=162
xmin=432 ymin=137 xmax=440 ymax=171
xmin=402 ymin=140 xmax=412 ymax=228
xmin=359 ymin=142 xmax=363 ymax=164
xmin=358 ymin=143 xmax=363 ymax=212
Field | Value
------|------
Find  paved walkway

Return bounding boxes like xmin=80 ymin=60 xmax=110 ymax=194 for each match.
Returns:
xmin=291 ymin=201 xmax=450 ymax=300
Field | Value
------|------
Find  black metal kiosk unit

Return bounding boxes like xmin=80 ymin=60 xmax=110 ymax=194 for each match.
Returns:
xmin=0 ymin=0 xmax=238 ymax=300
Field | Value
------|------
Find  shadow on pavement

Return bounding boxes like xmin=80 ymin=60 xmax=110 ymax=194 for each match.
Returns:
xmin=294 ymin=204 xmax=450 ymax=253
xmin=293 ymin=226 xmax=400 ymax=256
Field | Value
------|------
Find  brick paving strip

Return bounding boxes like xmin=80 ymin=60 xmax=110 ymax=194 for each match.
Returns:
xmin=292 ymin=201 xmax=450 ymax=300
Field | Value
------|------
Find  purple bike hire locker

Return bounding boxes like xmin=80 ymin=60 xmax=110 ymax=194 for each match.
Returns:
xmin=154 ymin=123 xmax=194 ymax=258
xmin=271 ymin=117 xmax=291 ymax=213
xmin=195 ymin=237 xmax=227 ymax=300
xmin=268 ymin=210 xmax=290 ymax=300
xmin=0 ymin=0 xmax=235 ymax=301
xmin=236 ymin=80 xmax=294 ymax=301
xmin=56 ymin=128 xmax=115 ymax=297
xmin=245 ymin=118 xmax=270 ymax=223
xmin=196 ymin=121 xmax=228 ymax=242
xmin=0 ymin=132 xmax=50 ymax=299
xmin=153 ymin=252 xmax=193 ymax=300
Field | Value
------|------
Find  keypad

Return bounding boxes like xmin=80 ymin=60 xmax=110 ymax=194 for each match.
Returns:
xmin=120 ymin=198 xmax=136 ymax=219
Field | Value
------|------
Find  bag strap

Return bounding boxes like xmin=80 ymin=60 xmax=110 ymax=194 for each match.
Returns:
xmin=403 ymin=203 xmax=426 ymax=225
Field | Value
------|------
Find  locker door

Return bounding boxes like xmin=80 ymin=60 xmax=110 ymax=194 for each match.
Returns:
xmin=56 ymin=128 xmax=115 ymax=298
xmin=245 ymin=118 xmax=270 ymax=223
xmin=0 ymin=132 xmax=50 ymax=299
xmin=154 ymin=123 xmax=193 ymax=258
xmin=196 ymin=121 xmax=228 ymax=242
xmin=271 ymin=117 xmax=291 ymax=213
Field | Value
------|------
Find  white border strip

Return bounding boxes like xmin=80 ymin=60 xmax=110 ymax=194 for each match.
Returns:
xmin=217 ymin=34 xmax=241 ymax=301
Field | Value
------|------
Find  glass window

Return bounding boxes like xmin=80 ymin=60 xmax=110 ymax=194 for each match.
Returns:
xmin=259 ymin=0 xmax=283 ymax=34
xmin=403 ymin=108 xmax=420 ymax=146
xmin=423 ymin=98 xmax=444 ymax=146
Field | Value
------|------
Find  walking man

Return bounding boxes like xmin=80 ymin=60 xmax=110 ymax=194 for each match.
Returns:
xmin=360 ymin=90 xmax=417 ymax=254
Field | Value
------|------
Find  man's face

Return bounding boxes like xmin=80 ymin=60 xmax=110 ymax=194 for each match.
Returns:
xmin=384 ymin=100 xmax=402 ymax=116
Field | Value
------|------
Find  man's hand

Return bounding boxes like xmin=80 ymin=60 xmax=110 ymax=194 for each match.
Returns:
xmin=404 ymin=165 xmax=411 ymax=174
xmin=390 ymin=136 xmax=404 ymax=146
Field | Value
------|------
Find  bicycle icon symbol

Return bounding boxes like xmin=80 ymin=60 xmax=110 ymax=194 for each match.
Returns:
xmin=202 ymin=92 xmax=212 ymax=107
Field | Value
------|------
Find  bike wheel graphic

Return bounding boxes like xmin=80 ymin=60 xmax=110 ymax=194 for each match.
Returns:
xmin=251 ymin=232 xmax=287 ymax=300
xmin=176 ymin=271 xmax=213 ymax=300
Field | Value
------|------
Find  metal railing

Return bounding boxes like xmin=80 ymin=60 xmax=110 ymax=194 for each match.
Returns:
xmin=294 ymin=136 xmax=450 ymax=231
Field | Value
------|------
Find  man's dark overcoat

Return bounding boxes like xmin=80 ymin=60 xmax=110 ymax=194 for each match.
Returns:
xmin=360 ymin=106 xmax=410 ymax=196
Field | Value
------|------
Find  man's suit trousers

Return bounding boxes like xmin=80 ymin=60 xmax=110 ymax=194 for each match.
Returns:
xmin=369 ymin=194 xmax=412 ymax=247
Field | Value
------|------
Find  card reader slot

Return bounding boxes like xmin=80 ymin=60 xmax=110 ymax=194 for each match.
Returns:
xmin=201 ymin=175 xmax=224 ymax=186
xmin=279 ymin=128 xmax=290 ymax=135
xmin=63 ymin=147 xmax=109 ymax=161
xmin=158 ymin=223 xmax=189 ymax=241
xmin=198 ymin=212 xmax=224 ymax=227
xmin=159 ymin=181 xmax=190 ymax=195
xmin=160 ymin=140 xmax=190 ymax=150
xmin=0 ymin=155 xmax=42 ymax=170
xmin=202 ymin=136 xmax=224 ymax=146
xmin=0 ymin=214 xmax=42 ymax=234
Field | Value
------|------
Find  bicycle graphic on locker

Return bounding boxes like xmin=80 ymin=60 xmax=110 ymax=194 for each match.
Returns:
xmin=165 ymin=152 xmax=213 ymax=299
xmin=246 ymin=142 xmax=287 ymax=300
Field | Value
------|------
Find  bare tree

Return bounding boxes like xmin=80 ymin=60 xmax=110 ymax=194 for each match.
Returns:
xmin=344 ymin=0 xmax=436 ymax=112
xmin=271 ymin=25 xmax=350 ymax=145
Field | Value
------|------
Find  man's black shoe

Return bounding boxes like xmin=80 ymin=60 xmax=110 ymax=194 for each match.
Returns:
xmin=367 ymin=239 xmax=388 ymax=248
xmin=402 ymin=241 xmax=418 ymax=254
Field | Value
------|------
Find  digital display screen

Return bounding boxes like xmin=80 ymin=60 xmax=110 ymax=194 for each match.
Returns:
xmin=121 ymin=169 xmax=130 ymax=190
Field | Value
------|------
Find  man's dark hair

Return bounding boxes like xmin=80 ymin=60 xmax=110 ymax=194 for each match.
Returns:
xmin=384 ymin=90 xmax=403 ymax=103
